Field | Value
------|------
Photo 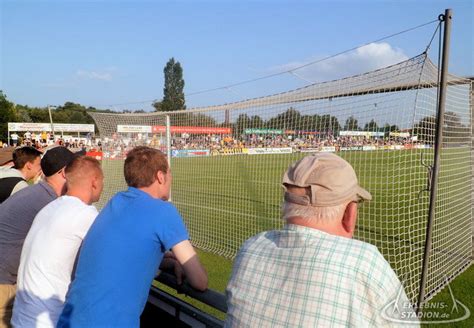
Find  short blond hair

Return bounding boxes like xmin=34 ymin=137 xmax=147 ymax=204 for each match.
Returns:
xmin=65 ymin=156 xmax=103 ymax=188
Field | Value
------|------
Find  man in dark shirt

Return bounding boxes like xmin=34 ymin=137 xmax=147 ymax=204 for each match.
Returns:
xmin=0 ymin=146 xmax=77 ymax=328
xmin=0 ymin=147 xmax=42 ymax=203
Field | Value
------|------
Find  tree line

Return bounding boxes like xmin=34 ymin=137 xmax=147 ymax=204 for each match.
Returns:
xmin=1 ymin=90 xmax=468 ymax=144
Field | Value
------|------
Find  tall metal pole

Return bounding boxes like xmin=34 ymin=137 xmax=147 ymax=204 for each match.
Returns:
xmin=48 ymin=105 xmax=55 ymax=141
xmin=417 ymin=8 xmax=452 ymax=311
xmin=225 ymin=109 xmax=230 ymax=125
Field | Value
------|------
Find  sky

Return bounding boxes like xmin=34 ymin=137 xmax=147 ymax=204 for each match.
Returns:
xmin=0 ymin=0 xmax=472 ymax=111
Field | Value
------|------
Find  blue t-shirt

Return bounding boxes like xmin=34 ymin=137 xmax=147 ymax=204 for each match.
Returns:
xmin=57 ymin=187 xmax=189 ymax=327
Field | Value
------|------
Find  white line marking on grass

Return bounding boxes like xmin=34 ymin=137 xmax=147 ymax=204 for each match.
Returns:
xmin=173 ymin=200 xmax=277 ymax=223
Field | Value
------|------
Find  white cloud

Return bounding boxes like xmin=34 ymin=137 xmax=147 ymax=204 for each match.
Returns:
xmin=270 ymin=42 xmax=409 ymax=83
xmin=76 ymin=68 xmax=115 ymax=81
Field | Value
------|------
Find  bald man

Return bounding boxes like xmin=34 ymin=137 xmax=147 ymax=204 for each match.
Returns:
xmin=11 ymin=156 xmax=104 ymax=328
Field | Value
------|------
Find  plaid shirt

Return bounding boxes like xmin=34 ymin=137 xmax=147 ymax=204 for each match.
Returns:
xmin=225 ymin=224 xmax=418 ymax=327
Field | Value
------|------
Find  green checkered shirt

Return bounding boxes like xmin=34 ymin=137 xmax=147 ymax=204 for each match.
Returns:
xmin=225 ymin=224 xmax=418 ymax=327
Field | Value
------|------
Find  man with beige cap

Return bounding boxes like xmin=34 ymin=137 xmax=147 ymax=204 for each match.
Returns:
xmin=225 ymin=153 xmax=417 ymax=327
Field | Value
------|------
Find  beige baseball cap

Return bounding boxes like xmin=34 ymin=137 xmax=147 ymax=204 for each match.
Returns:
xmin=282 ymin=153 xmax=372 ymax=207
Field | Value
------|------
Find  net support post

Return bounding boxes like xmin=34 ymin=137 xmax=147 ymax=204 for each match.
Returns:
xmin=166 ymin=115 xmax=172 ymax=200
xmin=417 ymin=8 xmax=452 ymax=312
xmin=470 ymin=78 xmax=474 ymax=260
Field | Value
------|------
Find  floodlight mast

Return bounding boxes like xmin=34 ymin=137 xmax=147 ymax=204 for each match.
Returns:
xmin=48 ymin=105 xmax=56 ymax=141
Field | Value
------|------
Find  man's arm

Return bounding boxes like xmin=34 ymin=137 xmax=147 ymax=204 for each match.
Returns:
xmin=158 ymin=252 xmax=185 ymax=285
xmin=171 ymin=240 xmax=208 ymax=291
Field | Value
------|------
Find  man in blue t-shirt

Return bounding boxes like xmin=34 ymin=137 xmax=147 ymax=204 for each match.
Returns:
xmin=58 ymin=146 xmax=208 ymax=327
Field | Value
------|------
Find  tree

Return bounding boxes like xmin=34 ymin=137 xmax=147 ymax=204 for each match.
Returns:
xmin=249 ymin=115 xmax=264 ymax=128
xmin=152 ymin=101 xmax=162 ymax=111
xmin=0 ymin=91 xmax=17 ymax=142
xmin=363 ymin=119 xmax=378 ymax=131
xmin=235 ymin=114 xmax=252 ymax=136
xmin=15 ymin=105 xmax=33 ymax=122
xmin=299 ymin=115 xmax=318 ymax=132
xmin=171 ymin=113 xmax=217 ymax=127
xmin=412 ymin=116 xmax=436 ymax=143
xmin=442 ymin=111 xmax=470 ymax=143
xmin=159 ymin=58 xmax=186 ymax=112
xmin=266 ymin=108 xmax=302 ymax=130
xmin=319 ymin=114 xmax=341 ymax=134
xmin=444 ymin=111 xmax=462 ymax=128
xmin=381 ymin=123 xmax=400 ymax=137
xmin=28 ymin=107 xmax=49 ymax=122
xmin=55 ymin=102 xmax=95 ymax=124
xmin=344 ymin=116 xmax=359 ymax=131
xmin=232 ymin=114 xmax=265 ymax=137
xmin=412 ymin=112 xmax=469 ymax=144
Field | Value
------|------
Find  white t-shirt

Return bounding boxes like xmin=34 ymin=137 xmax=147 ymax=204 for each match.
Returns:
xmin=11 ymin=196 xmax=98 ymax=328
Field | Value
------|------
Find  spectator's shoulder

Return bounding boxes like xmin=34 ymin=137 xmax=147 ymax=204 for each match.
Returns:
xmin=11 ymin=180 xmax=29 ymax=194
xmin=0 ymin=167 xmax=21 ymax=179
xmin=2 ymin=182 xmax=37 ymax=203
xmin=237 ymin=230 xmax=274 ymax=255
xmin=78 ymin=202 xmax=99 ymax=218
xmin=354 ymin=239 xmax=387 ymax=268
xmin=349 ymin=239 xmax=402 ymax=295
xmin=148 ymin=198 xmax=178 ymax=213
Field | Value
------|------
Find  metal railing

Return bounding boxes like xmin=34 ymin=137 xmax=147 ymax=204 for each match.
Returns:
xmin=145 ymin=272 xmax=227 ymax=327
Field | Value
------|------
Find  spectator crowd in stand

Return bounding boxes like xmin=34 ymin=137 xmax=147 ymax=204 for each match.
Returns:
xmin=5 ymin=129 xmax=420 ymax=161
xmin=4 ymin=131 xmax=91 ymax=153
xmin=66 ymin=132 xmax=419 ymax=159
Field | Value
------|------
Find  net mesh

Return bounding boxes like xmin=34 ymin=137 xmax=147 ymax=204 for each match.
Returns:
xmin=88 ymin=53 xmax=472 ymax=304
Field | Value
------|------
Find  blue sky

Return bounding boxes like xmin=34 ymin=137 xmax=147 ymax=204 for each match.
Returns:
xmin=1 ymin=0 xmax=472 ymax=111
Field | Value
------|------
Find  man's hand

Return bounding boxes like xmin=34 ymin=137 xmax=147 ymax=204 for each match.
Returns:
xmin=159 ymin=256 xmax=185 ymax=285
xmin=172 ymin=260 xmax=184 ymax=285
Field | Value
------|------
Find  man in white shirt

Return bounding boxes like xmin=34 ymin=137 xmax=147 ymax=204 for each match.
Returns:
xmin=11 ymin=156 xmax=104 ymax=328
xmin=10 ymin=134 xmax=18 ymax=147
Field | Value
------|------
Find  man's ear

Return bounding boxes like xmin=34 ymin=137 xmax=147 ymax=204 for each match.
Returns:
xmin=341 ymin=202 xmax=358 ymax=238
xmin=91 ymin=175 xmax=98 ymax=190
xmin=24 ymin=161 xmax=33 ymax=171
xmin=156 ymin=170 xmax=165 ymax=185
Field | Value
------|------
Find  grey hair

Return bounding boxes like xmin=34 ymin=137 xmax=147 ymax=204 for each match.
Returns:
xmin=281 ymin=201 xmax=348 ymax=223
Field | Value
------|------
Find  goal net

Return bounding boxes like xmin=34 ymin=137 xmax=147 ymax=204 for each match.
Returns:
xmin=88 ymin=53 xmax=472 ymax=304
